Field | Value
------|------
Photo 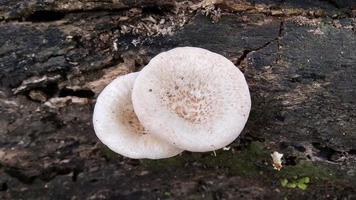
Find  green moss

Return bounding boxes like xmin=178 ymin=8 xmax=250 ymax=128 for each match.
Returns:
xmin=280 ymin=176 xmax=310 ymax=190
xmin=101 ymin=146 xmax=120 ymax=160
xmin=163 ymin=191 xmax=171 ymax=197
xmin=275 ymin=159 xmax=354 ymax=191
xmin=200 ymin=142 xmax=270 ymax=176
xmin=141 ymin=156 xmax=186 ymax=169
xmin=278 ymin=160 xmax=337 ymax=181
xmin=142 ymin=142 xmax=270 ymax=177
xmin=104 ymin=141 xmax=347 ymax=186
xmin=299 ymin=176 xmax=310 ymax=183
xmin=297 ymin=182 xmax=307 ymax=190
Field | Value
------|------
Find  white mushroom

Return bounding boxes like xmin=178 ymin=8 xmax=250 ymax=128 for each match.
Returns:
xmin=132 ymin=47 xmax=251 ymax=152
xmin=93 ymin=72 xmax=183 ymax=159
xmin=271 ymin=151 xmax=283 ymax=171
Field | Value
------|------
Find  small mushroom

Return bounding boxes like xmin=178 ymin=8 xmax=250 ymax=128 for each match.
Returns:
xmin=93 ymin=72 xmax=183 ymax=159
xmin=271 ymin=151 xmax=283 ymax=171
xmin=132 ymin=47 xmax=251 ymax=152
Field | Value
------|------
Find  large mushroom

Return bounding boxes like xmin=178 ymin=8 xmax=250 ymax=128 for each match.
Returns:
xmin=132 ymin=47 xmax=251 ymax=152
xmin=93 ymin=72 xmax=183 ymax=159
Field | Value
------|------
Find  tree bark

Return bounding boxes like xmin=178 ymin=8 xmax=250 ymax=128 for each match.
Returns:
xmin=1 ymin=0 xmax=356 ymax=199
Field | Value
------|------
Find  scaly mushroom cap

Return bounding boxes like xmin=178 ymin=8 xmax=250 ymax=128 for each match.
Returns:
xmin=132 ymin=47 xmax=251 ymax=152
xmin=93 ymin=72 xmax=183 ymax=159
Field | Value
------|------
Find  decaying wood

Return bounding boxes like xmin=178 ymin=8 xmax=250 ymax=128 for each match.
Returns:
xmin=1 ymin=0 xmax=356 ymax=199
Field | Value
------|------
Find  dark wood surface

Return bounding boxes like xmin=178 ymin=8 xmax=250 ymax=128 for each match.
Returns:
xmin=1 ymin=1 xmax=356 ymax=199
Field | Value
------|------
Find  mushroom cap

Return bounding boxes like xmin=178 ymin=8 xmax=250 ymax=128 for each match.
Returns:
xmin=93 ymin=72 xmax=183 ymax=159
xmin=132 ymin=47 xmax=251 ymax=152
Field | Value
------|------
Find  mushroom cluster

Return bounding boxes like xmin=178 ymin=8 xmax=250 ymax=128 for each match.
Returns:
xmin=93 ymin=47 xmax=251 ymax=159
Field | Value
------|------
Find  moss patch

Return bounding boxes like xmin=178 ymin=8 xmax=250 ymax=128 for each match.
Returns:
xmin=101 ymin=146 xmax=120 ymax=160
xmin=141 ymin=142 xmax=271 ymax=177
xmin=277 ymin=160 xmax=337 ymax=181
xmin=104 ymin=141 xmax=353 ymax=188
xmin=200 ymin=142 xmax=270 ymax=176
xmin=280 ymin=176 xmax=310 ymax=190
xmin=141 ymin=155 xmax=186 ymax=169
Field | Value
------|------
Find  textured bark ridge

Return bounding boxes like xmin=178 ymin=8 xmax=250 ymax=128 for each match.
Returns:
xmin=1 ymin=0 xmax=356 ymax=199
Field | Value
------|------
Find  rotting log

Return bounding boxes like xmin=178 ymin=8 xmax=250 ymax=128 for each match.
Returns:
xmin=0 ymin=0 xmax=356 ymax=199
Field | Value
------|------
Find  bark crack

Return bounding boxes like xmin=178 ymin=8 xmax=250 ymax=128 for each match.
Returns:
xmin=276 ymin=20 xmax=285 ymax=64
xmin=236 ymin=21 xmax=285 ymax=67
xmin=235 ymin=40 xmax=275 ymax=67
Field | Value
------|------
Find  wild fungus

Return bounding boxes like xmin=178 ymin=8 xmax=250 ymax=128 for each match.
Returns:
xmin=132 ymin=47 xmax=251 ymax=152
xmin=271 ymin=151 xmax=283 ymax=171
xmin=93 ymin=73 xmax=183 ymax=159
